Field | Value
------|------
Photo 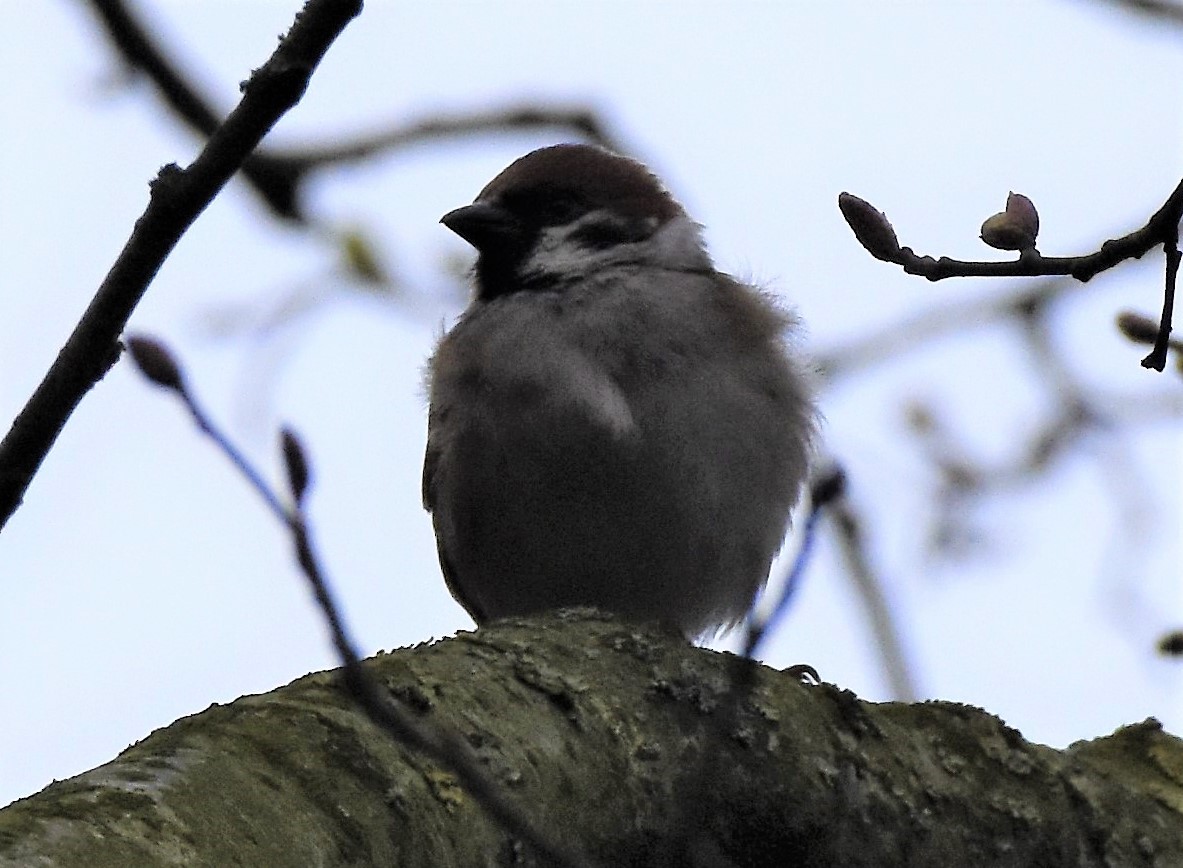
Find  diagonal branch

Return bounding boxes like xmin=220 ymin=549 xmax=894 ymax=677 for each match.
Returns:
xmin=86 ymin=0 xmax=222 ymax=135
xmin=0 ymin=0 xmax=362 ymax=534
xmin=124 ymin=335 xmax=594 ymax=867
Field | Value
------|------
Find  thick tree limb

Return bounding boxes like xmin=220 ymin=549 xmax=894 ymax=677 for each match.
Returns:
xmin=1 ymin=613 xmax=1180 ymax=867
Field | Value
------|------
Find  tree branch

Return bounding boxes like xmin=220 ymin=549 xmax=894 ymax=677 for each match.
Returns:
xmin=1090 ymin=0 xmax=1183 ymax=24
xmin=125 ymin=336 xmax=591 ymax=868
xmin=840 ymin=180 xmax=1183 ymax=285
xmin=83 ymin=1 xmax=628 ymax=221
xmin=83 ymin=0 xmax=313 ymax=220
xmin=839 ymin=179 xmax=1183 ymax=371
xmin=0 ymin=0 xmax=361 ymax=534
xmin=1 ymin=614 xmax=1179 ymax=866
xmin=281 ymin=105 xmax=629 ymax=168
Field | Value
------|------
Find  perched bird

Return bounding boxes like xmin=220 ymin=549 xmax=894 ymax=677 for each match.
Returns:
xmin=423 ymin=144 xmax=814 ymax=638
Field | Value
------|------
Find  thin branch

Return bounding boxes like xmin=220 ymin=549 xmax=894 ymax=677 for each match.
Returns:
xmin=743 ymin=464 xmax=847 ymax=661
xmin=0 ymin=0 xmax=362 ymax=534
xmin=828 ymin=492 xmax=919 ymax=702
xmin=84 ymin=0 xmax=312 ymax=220
xmin=1144 ymin=227 xmax=1181 ymax=370
xmin=816 ymin=276 xmax=1080 ymax=381
xmin=86 ymin=0 xmax=221 ymax=135
xmin=83 ymin=1 xmax=626 ymax=220
xmin=841 ymin=179 xmax=1183 ymax=284
xmin=125 ymin=336 xmax=595 ymax=868
xmin=839 ymin=178 xmax=1183 ymax=375
xmin=1090 ymin=0 xmax=1183 ymax=24
xmin=284 ymin=105 xmax=630 ymax=168
xmin=282 ymin=473 xmax=593 ymax=868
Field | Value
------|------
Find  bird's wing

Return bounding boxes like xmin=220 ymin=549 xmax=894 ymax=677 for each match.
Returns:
xmin=422 ymin=419 xmax=488 ymax=625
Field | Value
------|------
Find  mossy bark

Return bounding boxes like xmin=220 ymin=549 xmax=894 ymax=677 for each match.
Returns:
xmin=1 ymin=611 xmax=1180 ymax=867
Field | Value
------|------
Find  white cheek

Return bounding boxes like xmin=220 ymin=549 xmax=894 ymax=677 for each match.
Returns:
xmin=522 ymin=225 xmax=598 ymax=277
xmin=522 ymin=213 xmax=712 ymax=279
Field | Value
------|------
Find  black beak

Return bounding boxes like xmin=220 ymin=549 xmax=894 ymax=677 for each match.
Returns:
xmin=440 ymin=202 xmax=521 ymax=252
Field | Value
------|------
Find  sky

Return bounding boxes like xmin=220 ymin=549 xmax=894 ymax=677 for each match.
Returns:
xmin=1 ymin=0 xmax=1182 ymax=807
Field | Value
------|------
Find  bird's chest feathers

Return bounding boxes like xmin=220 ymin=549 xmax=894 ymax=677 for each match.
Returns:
xmin=446 ymin=302 xmax=646 ymax=441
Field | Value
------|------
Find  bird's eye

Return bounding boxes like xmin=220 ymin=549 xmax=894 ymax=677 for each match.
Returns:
xmin=569 ymin=215 xmax=654 ymax=249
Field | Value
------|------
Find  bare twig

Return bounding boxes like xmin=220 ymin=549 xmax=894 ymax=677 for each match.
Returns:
xmin=839 ymin=179 xmax=1183 ymax=372
xmin=86 ymin=0 xmax=222 ymax=136
xmin=742 ymin=464 xmax=847 ymax=661
xmin=0 ymin=0 xmax=362 ymax=534
xmin=84 ymin=1 xmax=626 ymax=220
xmin=285 ymin=105 xmax=629 ymax=168
xmin=83 ymin=0 xmax=316 ymax=221
xmin=882 ymin=283 xmax=1182 ymax=565
xmin=125 ymin=335 xmax=595 ymax=868
xmin=840 ymin=179 xmax=1183 ymax=285
xmin=1144 ymin=227 xmax=1181 ymax=370
xmin=828 ymin=492 xmax=919 ymax=702
xmin=1090 ymin=0 xmax=1183 ymax=24
xmin=816 ymin=276 xmax=1079 ymax=381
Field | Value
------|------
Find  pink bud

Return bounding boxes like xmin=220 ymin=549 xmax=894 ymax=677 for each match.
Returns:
xmin=980 ymin=192 xmax=1040 ymax=251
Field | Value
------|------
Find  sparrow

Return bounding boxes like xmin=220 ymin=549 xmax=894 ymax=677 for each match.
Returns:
xmin=423 ymin=143 xmax=814 ymax=638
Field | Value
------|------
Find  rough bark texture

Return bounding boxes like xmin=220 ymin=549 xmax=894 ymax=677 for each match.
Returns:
xmin=1 ymin=611 xmax=1180 ymax=867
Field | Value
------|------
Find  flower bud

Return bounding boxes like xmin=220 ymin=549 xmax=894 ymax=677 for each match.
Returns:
xmin=341 ymin=229 xmax=388 ymax=285
xmin=1158 ymin=631 xmax=1183 ymax=657
xmin=810 ymin=465 xmax=846 ymax=507
xmin=980 ymin=192 xmax=1039 ymax=251
xmin=838 ymin=193 xmax=901 ymax=262
xmin=280 ymin=426 xmax=312 ymax=504
xmin=125 ymin=334 xmax=185 ymax=392
xmin=1116 ymin=311 xmax=1159 ymax=345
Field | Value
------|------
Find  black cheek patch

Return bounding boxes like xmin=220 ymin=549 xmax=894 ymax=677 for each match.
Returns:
xmin=568 ymin=215 xmax=656 ymax=250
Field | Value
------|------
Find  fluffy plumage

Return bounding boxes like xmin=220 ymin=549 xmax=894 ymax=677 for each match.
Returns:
xmin=424 ymin=144 xmax=814 ymax=638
